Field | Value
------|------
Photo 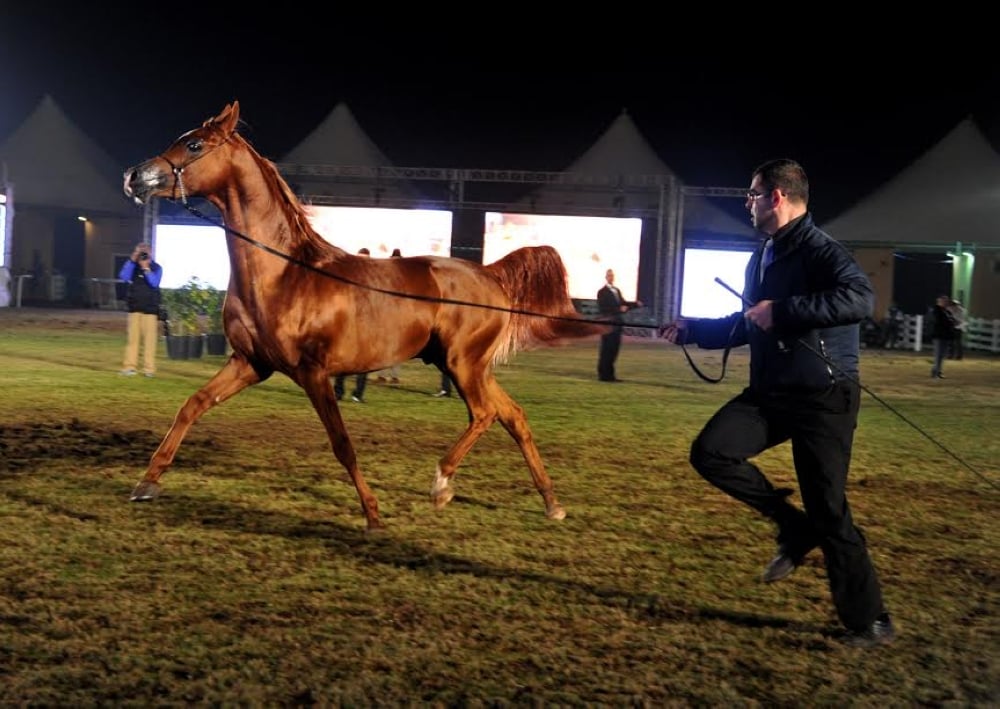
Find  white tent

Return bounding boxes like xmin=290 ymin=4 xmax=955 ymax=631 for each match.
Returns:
xmin=823 ymin=118 xmax=1000 ymax=249
xmin=278 ymin=102 xmax=419 ymax=206
xmin=0 ymin=94 xmax=133 ymax=216
xmin=823 ymin=117 xmax=1000 ymax=319
xmin=511 ymin=108 xmax=755 ymax=239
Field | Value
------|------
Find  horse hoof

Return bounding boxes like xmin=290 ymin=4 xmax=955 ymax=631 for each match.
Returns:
xmin=130 ymin=481 xmax=162 ymax=502
xmin=431 ymin=488 xmax=455 ymax=509
xmin=364 ymin=520 xmax=387 ymax=535
xmin=546 ymin=505 xmax=567 ymax=521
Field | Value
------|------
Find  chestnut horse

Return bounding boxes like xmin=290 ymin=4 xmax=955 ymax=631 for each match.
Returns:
xmin=122 ymin=101 xmax=606 ymax=531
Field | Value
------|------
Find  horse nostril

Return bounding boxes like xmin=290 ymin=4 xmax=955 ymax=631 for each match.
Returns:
xmin=122 ymin=169 xmax=136 ymax=195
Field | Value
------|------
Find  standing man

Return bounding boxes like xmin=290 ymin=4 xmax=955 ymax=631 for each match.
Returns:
xmin=946 ymin=297 xmax=966 ymax=361
xmin=661 ymin=159 xmax=893 ymax=648
xmin=929 ymin=295 xmax=957 ymax=377
xmin=596 ymin=268 xmax=641 ymax=382
xmin=118 ymin=241 xmax=163 ymax=377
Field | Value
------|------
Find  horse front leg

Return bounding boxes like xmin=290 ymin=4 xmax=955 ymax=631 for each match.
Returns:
xmin=301 ymin=371 xmax=384 ymax=532
xmin=130 ymin=355 xmax=261 ymax=501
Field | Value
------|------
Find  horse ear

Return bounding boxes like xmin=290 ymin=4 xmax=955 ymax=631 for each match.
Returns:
xmin=217 ymin=101 xmax=240 ymax=134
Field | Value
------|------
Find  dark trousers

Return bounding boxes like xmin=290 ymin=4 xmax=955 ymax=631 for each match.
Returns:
xmin=334 ymin=373 xmax=368 ymax=400
xmin=947 ymin=334 xmax=964 ymax=360
xmin=689 ymin=382 xmax=885 ymax=631
xmin=931 ymin=338 xmax=950 ymax=376
xmin=597 ymin=327 xmax=622 ymax=381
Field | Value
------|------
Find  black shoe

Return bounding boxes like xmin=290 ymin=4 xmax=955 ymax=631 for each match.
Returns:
xmin=762 ymin=553 xmax=796 ymax=583
xmin=762 ymin=545 xmax=808 ymax=583
xmin=838 ymin=612 xmax=896 ymax=648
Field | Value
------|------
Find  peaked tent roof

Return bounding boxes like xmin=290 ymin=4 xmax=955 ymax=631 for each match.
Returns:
xmin=569 ymin=109 xmax=682 ymax=177
xmin=278 ymin=102 xmax=418 ymax=205
xmin=823 ymin=118 xmax=1000 ymax=247
xmin=281 ymin=102 xmax=395 ymax=166
xmin=510 ymin=109 xmax=755 ymax=238
xmin=0 ymin=94 xmax=134 ymax=216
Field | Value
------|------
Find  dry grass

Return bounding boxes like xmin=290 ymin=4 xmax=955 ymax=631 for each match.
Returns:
xmin=0 ymin=308 xmax=997 ymax=706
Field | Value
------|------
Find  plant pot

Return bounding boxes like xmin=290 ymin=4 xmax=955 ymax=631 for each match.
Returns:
xmin=165 ymin=335 xmax=189 ymax=359
xmin=186 ymin=335 xmax=205 ymax=359
xmin=165 ymin=335 xmax=204 ymax=359
xmin=206 ymin=333 xmax=228 ymax=356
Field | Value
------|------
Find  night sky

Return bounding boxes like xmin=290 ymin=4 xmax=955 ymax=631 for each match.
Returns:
xmin=2 ymin=9 xmax=996 ymax=226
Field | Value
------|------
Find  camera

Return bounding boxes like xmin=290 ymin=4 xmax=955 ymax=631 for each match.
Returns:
xmin=138 ymin=251 xmax=150 ymax=261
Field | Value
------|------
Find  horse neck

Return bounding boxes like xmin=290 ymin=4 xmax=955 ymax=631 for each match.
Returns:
xmin=206 ymin=138 xmax=346 ymax=278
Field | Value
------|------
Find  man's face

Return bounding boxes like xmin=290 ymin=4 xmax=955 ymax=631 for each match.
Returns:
xmin=606 ymin=269 xmax=615 ymax=284
xmin=746 ymin=177 xmax=776 ymax=234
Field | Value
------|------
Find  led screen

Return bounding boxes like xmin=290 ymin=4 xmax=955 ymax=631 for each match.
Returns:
xmin=154 ymin=207 xmax=453 ymax=290
xmin=482 ymin=212 xmax=642 ymax=301
xmin=680 ymin=248 xmax=754 ymax=319
xmin=155 ymin=224 xmax=229 ymax=290
xmin=305 ymin=206 xmax=452 ymax=258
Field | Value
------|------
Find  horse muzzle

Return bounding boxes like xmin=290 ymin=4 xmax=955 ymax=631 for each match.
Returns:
xmin=123 ymin=162 xmax=168 ymax=205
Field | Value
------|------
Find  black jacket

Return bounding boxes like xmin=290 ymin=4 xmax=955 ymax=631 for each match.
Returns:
xmin=597 ymin=284 xmax=638 ymax=326
xmin=687 ymin=214 xmax=873 ymax=394
xmin=119 ymin=260 xmax=163 ymax=315
xmin=930 ymin=305 xmax=956 ymax=340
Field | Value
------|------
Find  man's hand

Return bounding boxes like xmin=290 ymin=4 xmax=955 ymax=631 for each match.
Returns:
xmin=660 ymin=319 xmax=688 ymax=344
xmin=745 ymin=299 xmax=774 ymax=331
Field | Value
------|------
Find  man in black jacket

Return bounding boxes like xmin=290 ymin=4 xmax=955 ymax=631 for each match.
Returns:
xmin=596 ymin=268 xmax=641 ymax=382
xmin=930 ymin=295 xmax=957 ymax=377
xmin=661 ymin=159 xmax=893 ymax=648
xmin=118 ymin=241 xmax=163 ymax=377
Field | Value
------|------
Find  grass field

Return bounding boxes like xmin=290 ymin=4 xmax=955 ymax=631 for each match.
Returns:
xmin=0 ymin=308 xmax=997 ymax=706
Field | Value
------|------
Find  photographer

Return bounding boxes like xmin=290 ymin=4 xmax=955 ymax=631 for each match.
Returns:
xmin=118 ymin=242 xmax=163 ymax=377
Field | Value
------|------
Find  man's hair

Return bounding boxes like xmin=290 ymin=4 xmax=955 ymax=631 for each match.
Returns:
xmin=358 ymin=247 xmax=370 ymax=255
xmin=753 ymin=158 xmax=809 ymax=205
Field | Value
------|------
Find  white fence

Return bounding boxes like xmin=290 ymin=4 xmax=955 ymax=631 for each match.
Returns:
xmin=963 ymin=317 xmax=1000 ymax=353
xmin=878 ymin=315 xmax=1000 ymax=353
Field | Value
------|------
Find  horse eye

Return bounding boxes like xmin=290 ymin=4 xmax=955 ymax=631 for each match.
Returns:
xmin=186 ymin=139 xmax=203 ymax=153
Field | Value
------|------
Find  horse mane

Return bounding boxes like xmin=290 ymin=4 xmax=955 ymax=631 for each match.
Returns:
xmin=232 ymin=132 xmax=339 ymax=258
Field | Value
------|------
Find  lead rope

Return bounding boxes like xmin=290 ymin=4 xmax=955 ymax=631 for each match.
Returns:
xmin=678 ymin=317 xmax=741 ymax=384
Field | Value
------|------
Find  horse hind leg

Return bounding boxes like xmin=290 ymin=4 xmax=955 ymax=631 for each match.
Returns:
xmin=489 ymin=381 xmax=566 ymax=520
xmin=131 ymin=356 xmax=261 ymax=501
xmin=432 ymin=376 xmax=564 ymax=521
xmin=430 ymin=420 xmax=491 ymax=510
xmin=429 ymin=376 xmax=495 ymax=510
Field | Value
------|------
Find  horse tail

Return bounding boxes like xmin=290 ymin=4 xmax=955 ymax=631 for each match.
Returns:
xmin=486 ymin=245 xmax=609 ymax=362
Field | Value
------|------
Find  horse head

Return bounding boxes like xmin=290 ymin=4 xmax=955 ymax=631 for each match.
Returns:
xmin=123 ymin=101 xmax=242 ymax=206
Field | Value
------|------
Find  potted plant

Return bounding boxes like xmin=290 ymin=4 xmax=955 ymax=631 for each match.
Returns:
xmin=162 ymin=277 xmax=209 ymax=359
xmin=202 ymin=287 xmax=228 ymax=355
